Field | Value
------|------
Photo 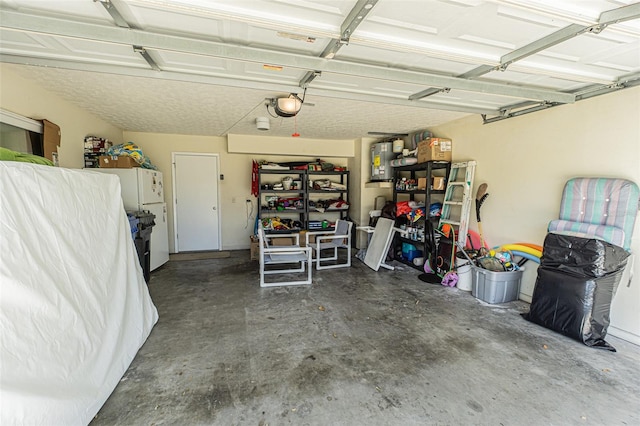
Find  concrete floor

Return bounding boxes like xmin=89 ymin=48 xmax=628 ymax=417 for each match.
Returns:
xmin=92 ymin=252 xmax=640 ymax=425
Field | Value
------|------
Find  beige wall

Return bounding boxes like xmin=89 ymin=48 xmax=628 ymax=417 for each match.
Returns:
xmin=228 ymin=134 xmax=354 ymax=157
xmin=0 ymin=64 xmax=124 ymax=168
xmin=350 ymin=137 xmax=394 ymax=248
xmin=123 ymin=131 xmax=352 ymax=252
xmin=432 ymin=86 xmax=640 ymax=344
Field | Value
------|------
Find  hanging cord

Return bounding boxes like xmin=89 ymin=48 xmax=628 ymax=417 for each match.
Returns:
xmin=222 ymin=98 xmax=265 ymax=135
xmin=245 ymin=199 xmax=255 ymax=229
xmin=292 ymin=113 xmax=300 ymax=137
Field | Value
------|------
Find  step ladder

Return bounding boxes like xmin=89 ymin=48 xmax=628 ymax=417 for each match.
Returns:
xmin=438 ymin=161 xmax=476 ymax=247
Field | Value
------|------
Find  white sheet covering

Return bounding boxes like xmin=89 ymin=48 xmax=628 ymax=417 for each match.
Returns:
xmin=0 ymin=162 xmax=158 ymax=425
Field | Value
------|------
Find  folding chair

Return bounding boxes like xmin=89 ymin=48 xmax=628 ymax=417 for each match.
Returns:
xmin=258 ymin=227 xmax=312 ymax=287
xmin=305 ymin=219 xmax=352 ymax=270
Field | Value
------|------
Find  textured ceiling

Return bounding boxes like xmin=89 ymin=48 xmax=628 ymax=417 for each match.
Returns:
xmin=4 ymin=64 xmax=471 ymax=139
xmin=0 ymin=0 xmax=639 ymax=139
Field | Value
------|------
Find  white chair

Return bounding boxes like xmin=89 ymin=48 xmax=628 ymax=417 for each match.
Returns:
xmin=258 ymin=226 xmax=312 ymax=287
xmin=305 ymin=219 xmax=353 ymax=270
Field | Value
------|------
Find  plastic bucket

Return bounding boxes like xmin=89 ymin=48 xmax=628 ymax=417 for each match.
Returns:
xmin=456 ymin=258 xmax=473 ymax=291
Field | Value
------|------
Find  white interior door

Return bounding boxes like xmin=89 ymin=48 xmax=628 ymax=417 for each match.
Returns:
xmin=173 ymin=153 xmax=220 ymax=252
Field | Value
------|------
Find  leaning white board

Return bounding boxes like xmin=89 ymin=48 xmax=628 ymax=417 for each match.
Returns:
xmin=363 ymin=217 xmax=397 ymax=271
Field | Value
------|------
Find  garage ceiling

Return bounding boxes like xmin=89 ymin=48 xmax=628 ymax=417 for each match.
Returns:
xmin=0 ymin=0 xmax=639 ymax=139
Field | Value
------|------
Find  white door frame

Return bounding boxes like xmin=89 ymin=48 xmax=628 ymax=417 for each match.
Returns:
xmin=171 ymin=152 xmax=222 ymax=253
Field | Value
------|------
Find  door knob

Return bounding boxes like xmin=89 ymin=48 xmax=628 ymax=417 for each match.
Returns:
xmin=212 ymin=206 xmax=217 ymax=210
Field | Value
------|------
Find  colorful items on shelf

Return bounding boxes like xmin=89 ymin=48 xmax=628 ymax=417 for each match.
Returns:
xmin=396 ymin=177 xmax=418 ymax=191
xmin=261 ymin=217 xmax=302 ymax=231
xmin=309 ymin=198 xmax=349 ymax=212
xmin=308 ymin=220 xmax=334 ymax=230
xmin=312 ymin=179 xmax=346 ymax=190
xmin=263 ymin=196 xmax=303 ymax=211
xmin=84 ymin=135 xmax=112 ymax=168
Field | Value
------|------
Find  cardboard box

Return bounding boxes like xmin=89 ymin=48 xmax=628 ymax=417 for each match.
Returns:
xmin=42 ymin=120 xmax=60 ymax=165
xmin=417 ymin=138 xmax=452 ymax=163
xmin=270 ymin=236 xmax=295 ymax=246
xmin=433 ymin=176 xmax=446 ymax=190
xmin=99 ymin=155 xmax=140 ymax=168
xmin=307 ymin=233 xmax=317 ymax=246
xmin=250 ymin=236 xmax=260 ymax=261
xmin=417 ymin=177 xmax=427 ymax=190
xmin=298 ymin=230 xmax=315 ymax=247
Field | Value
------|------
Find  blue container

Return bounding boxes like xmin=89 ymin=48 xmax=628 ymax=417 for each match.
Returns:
xmin=406 ymin=249 xmax=423 ymax=261
xmin=402 ymin=242 xmax=415 ymax=255
xmin=127 ymin=215 xmax=139 ymax=239
xmin=402 ymin=243 xmax=422 ymax=261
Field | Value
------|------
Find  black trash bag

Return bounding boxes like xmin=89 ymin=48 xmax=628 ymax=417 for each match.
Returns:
xmin=523 ymin=234 xmax=629 ymax=352
xmin=541 ymin=233 xmax=630 ymax=278
xmin=523 ymin=266 xmax=625 ymax=351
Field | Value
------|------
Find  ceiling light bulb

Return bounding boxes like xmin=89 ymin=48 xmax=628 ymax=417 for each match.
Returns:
xmin=273 ymin=94 xmax=303 ymax=117
xmin=279 ymin=97 xmax=301 ymax=113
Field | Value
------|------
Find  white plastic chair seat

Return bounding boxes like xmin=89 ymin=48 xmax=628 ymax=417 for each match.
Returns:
xmin=264 ymin=250 xmax=309 ymax=265
xmin=306 ymin=219 xmax=353 ymax=270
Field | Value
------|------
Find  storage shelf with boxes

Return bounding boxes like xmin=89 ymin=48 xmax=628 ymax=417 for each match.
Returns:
xmin=84 ymin=136 xmax=112 ymax=168
xmin=392 ymin=161 xmax=452 ymax=271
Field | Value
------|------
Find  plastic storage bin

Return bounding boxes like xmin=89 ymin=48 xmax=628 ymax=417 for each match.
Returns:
xmin=471 ymin=266 xmax=523 ymax=304
xmin=402 ymin=243 xmax=422 ymax=261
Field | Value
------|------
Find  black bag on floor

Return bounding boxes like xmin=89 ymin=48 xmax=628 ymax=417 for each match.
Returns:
xmin=523 ymin=234 xmax=629 ymax=351
xmin=524 ymin=266 xmax=625 ymax=351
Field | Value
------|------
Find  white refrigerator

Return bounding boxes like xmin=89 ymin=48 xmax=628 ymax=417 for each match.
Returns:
xmin=94 ymin=168 xmax=170 ymax=271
